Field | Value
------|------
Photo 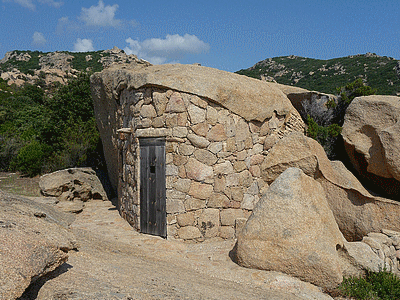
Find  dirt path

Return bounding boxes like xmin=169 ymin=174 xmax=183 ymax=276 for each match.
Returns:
xmin=18 ymin=198 xmax=333 ymax=300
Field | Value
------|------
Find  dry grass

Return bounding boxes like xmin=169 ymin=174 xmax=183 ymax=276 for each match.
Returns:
xmin=0 ymin=172 xmax=41 ymax=197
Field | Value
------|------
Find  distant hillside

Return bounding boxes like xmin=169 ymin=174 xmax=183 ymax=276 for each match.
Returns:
xmin=0 ymin=47 xmax=149 ymax=88
xmin=236 ymin=53 xmax=400 ymax=96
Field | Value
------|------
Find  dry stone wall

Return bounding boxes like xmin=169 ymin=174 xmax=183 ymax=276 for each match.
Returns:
xmin=362 ymin=230 xmax=400 ymax=274
xmin=342 ymin=229 xmax=400 ymax=276
xmin=116 ymin=86 xmax=304 ymax=241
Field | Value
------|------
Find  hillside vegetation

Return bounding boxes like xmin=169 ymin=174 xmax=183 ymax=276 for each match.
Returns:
xmin=236 ymin=53 xmax=400 ymax=96
xmin=0 ymin=73 xmax=103 ymax=176
xmin=0 ymin=47 xmax=148 ymax=177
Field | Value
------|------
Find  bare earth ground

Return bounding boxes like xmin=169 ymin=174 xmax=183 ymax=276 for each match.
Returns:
xmin=0 ymin=172 xmax=41 ymax=197
xmin=0 ymin=173 xmax=335 ymax=300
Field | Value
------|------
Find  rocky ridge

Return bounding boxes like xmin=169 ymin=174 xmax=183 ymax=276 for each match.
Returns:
xmin=0 ymin=46 xmax=150 ymax=88
xmin=236 ymin=53 xmax=400 ymax=96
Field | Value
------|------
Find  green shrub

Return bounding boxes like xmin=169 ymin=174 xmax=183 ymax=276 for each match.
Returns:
xmin=339 ymin=270 xmax=400 ymax=300
xmin=306 ymin=115 xmax=342 ymax=158
xmin=332 ymin=78 xmax=377 ymax=126
xmin=0 ymin=136 xmax=23 ymax=170
xmin=10 ymin=140 xmax=52 ymax=177
xmin=16 ymin=84 xmax=45 ymax=104
xmin=337 ymin=78 xmax=377 ymax=103
xmin=70 ymin=50 xmax=105 ymax=73
xmin=46 ymin=72 xmax=93 ymax=124
xmin=0 ymin=70 xmax=105 ymax=177
xmin=45 ymin=117 xmax=100 ymax=172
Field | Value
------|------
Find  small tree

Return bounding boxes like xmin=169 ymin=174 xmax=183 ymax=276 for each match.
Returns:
xmin=337 ymin=78 xmax=377 ymax=103
xmin=301 ymin=78 xmax=376 ymax=159
xmin=332 ymin=78 xmax=376 ymax=125
xmin=10 ymin=140 xmax=51 ymax=177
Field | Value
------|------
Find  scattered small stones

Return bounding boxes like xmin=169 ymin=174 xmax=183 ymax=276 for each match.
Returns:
xmin=34 ymin=212 xmax=46 ymax=218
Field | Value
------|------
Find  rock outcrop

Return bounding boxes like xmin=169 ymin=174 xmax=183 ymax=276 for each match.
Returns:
xmin=0 ymin=191 xmax=76 ymax=300
xmin=235 ymin=167 xmax=400 ymax=289
xmin=39 ymin=168 xmax=108 ymax=213
xmin=235 ymin=168 xmax=345 ymax=290
xmin=261 ymin=132 xmax=400 ymax=241
xmin=342 ymin=95 xmax=400 ymax=196
xmin=0 ymin=47 xmax=149 ymax=88
xmin=271 ymin=82 xmax=336 ymax=115
xmin=339 ymin=229 xmax=400 ymax=276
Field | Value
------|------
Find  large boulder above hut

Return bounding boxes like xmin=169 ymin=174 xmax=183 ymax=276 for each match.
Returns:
xmin=90 ymin=64 xmax=301 ymax=190
xmin=261 ymin=132 xmax=400 ymax=241
xmin=342 ymin=95 xmax=400 ymax=196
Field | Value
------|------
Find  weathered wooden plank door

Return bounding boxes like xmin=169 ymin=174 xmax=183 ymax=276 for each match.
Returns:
xmin=139 ymin=138 xmax=166 ymax=238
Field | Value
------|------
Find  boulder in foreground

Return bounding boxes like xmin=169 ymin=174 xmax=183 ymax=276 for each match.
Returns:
xmin=0 ymin=191 xmax=77 ymax=300
xmin=235 ymin=168 xmax=345 ymax=290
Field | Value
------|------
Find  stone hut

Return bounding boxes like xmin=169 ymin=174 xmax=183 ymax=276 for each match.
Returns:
xmin=91 ymin=64 xmax=305 ymax=241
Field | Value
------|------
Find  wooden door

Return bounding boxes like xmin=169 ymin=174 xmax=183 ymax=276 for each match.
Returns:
xmin=139 ymin=138 xmax=166 ymax=238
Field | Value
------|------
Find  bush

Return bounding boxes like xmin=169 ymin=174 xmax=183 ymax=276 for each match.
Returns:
xmin=339 ymin=270 xmax=400 ymax=300
xmin=332 ymin=78 xmax=377 ymax=125
xmin=337 ymin=78 xmax=377 ymax=103
xmin=0 ymin=136 xmax=22 ymax=171
xmin=300 ymin=78 xmax=377 ymax=159
xmin=306 ymin=115 xmax=342 ymax=158
xmin=10 ymin=140 xmax=52 ymax=177
xmin=46 ymin=72 xmax=93 ymax=124
xmin=0 ymin=70 xmax=106 ymax=176
xmin=300 ymin=95 xmax=342 ymax=159
xmin=45 ymin=117 xmax=100 ymax=172
xmin=16 ymin=84 xmax=45 ymax=104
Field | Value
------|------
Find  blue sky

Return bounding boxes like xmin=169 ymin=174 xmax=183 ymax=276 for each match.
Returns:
xmin=0 ymin=0 xmax=399 ymax=72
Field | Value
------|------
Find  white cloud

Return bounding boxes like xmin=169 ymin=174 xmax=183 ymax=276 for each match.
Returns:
xmin=3 ymin=0 xmax=35 ymax=10
xmin=56 ymin=16 xmax=69 ymax=30
xmin=56 ymin=1 xmax=136 ymax=34
xmin=3 ymin=0 xmax=62 ymax=9
xmin=56 ymin=16 xmax=74 ymax=33
xmin=124 ymin=34 xmax=210 ymax=64
xmin=32 ymin=31 xmax=46 ymax=46
xmin=79 ymin=0 xmax=121 ymax=27
xmin=38 ymin=0 xmax=63 ymax=8
xmin=73 ymin=38 xmax=95 ymax=52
